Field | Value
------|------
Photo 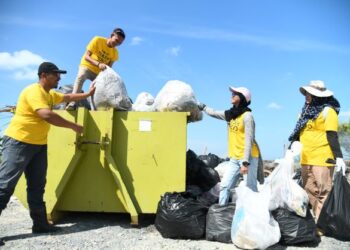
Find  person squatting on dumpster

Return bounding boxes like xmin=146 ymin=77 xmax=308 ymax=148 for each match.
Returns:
xmin=198 ymin=86 xmax=264 ymax=205
xmin=288 ymin=80 xmax=346 ymax=232
xmin=66 ymin=27 xmax=125 ymax=110
xmin=0 ymin=62 xmax=96 ymax=236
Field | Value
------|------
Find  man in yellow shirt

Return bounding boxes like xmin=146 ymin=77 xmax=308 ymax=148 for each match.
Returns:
xmin=0 ymin=62 xmax=95 ymax=241
xmin=66 ymin=28 xmax=125 ymax=110
xmin=288 ymin=80 xmax=346 ymax=235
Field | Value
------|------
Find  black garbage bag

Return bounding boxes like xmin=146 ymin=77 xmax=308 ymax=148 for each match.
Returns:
xmin=272 ymin=208 xmax=317 ymax=245
xmin=155 ymin=192 xmax=208 ymax=239
xmin=198 ymin=153 xmax=223 ymax=169
xmin=186 ymin=185 xmax=203 ymax=197
xmin=186 ymin=150 xmax=204 ymax=186
xmin=197 ymin=190 xmax=219 ymax=207
xmin=317 ymin=172 xmax=350 ymax=241
xmin=206 ymin=203 xmax=236 ymax=243
xmin=186 ymin=185 xmax=217 ymax=207
xmin=197 ymin=166 xmax=220 ymax=192
xmin=186 ymin=150 xmax=220 ymax=192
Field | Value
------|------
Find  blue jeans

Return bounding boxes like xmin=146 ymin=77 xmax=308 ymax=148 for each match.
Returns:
xmin=0 ymin=136 xmax=47 ymax=211
xmin=219 ymin=157 xmax=258 ymax=205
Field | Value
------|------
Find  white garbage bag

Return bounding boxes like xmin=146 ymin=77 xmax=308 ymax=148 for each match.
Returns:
xmin=153 ymin=80 xmax=202 ymax=122
xmin=132 ymin=92 xmax=155 ymax=111
xmin=91 ymin=67 xmax=132 ymax=110
xmin=265 ymin=143 xmax=309 ymax=217
xmin=231 ymin=186 xmax=281 ymax=249
xmin=215 ymin=161 xmax=230 ymax=180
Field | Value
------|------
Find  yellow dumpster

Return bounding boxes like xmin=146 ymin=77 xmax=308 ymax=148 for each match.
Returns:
xmin=14 ymin=108 xmax=187 ymax=225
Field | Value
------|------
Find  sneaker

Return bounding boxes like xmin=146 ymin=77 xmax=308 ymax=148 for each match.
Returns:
xmin=65 ymin=102 xmax=76 ymax=111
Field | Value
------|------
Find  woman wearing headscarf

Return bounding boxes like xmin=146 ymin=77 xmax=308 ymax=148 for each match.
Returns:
xmin=198 ymin=86 xmax=264 ymax=205
xmin=288 ymin=80 xmax=346 ymax=225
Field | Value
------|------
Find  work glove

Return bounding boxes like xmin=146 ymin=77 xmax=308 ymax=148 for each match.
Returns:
xmin=197 ymin=103 xmax=206 ymax=111
xmin=336 ymin=157 xmax=346 ymax=176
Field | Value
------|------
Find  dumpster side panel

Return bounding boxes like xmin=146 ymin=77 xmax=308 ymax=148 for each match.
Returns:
xmin=113 ymin=112 xmax=187 ymax=213
xmin=55 ymin=111 xmax=127 ymax=212
xmin=15 ymin=110 xmax=187 ymax=215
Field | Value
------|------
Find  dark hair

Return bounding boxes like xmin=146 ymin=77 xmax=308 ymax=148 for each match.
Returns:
xmin=113 ymin=28 xmax=125 ymax=39
xmin=236 ymin=92 xmax=250 ymax=107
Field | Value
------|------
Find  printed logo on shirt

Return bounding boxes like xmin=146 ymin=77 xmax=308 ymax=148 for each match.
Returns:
xmin=229 ymin=120 xmax=240 ymax=132
xmin=305 ymin=121 xmax=313 ymax=130
xmin=97 ymin=50 xmax=111 ymax=64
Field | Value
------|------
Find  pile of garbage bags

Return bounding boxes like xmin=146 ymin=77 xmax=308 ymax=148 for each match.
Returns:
xmin=186 ymin=150 xmax=220 ymax=192
xmin=155 ymin=145 xmax=328 ymax=248
xmin=155 ymin=150 xmax=224 ymax=239
xmin=59 ymin=68 xmax=203 ymax=123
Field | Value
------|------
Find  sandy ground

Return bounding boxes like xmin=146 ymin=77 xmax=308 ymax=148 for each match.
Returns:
xmin=1 ymin=196 xmax=350 ymax=250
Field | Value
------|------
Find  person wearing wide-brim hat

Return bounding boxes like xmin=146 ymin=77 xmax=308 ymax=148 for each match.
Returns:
xmin=288 ymin=80 xmax=346 ymax=227
xmin=198 ymin=86 xmax=264 ymax=205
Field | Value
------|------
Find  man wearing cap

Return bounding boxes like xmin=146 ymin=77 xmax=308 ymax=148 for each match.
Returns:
xmin=66 ymin=27 xmax=125 ymax=110
xmin=198 ymin=86 xmax=264 ymax=205
xmin=288 ymin=80 xmax=346 ymax=232
xmin=0 ymin=62 xmax=95 ymax=241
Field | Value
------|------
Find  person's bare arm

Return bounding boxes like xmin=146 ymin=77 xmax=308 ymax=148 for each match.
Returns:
xmin=63 ymin=83 xmax=96 ymax=103
xmin=36 ymin=109 xmax=83 ymax=134
xmin=84 ymin=50 xmax=107 ymax=70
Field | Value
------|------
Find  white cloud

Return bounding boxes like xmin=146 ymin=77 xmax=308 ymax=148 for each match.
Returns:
xmin=0 ymin=50 xmax=45 ymax=80
xmin=0 ymin=50 xmax=44 ymax=70
xmin=268 ymin=102 xmax=282 ymax=110
xmin=167 ymin=46 xmax=181 ymax=56
xmin=13 ymin=67 xmax=38 ymax=80
xmin=130 ymin=36 xmax=143 ymax=46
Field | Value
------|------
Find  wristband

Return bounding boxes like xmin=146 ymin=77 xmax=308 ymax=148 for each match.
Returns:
xmin=242 ymin=161 xmax=250 ymax=167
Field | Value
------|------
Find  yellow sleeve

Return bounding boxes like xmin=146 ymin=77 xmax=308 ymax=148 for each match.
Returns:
xmin=86 ymin=36 xmax=99 ymax=53
xmin=113 ymin=49 xmax=119 ymax=62
xmin=324 ymin=107 xmax=338 ymax=132
xmin=50 ymin=91 xmax=64 ymax=105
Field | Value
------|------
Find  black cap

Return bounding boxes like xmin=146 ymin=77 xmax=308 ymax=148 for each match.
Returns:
xmin=113 ymin=28 xmax=125 ymax=38
xmin=38 ymin=62 xmax=67 ymax=75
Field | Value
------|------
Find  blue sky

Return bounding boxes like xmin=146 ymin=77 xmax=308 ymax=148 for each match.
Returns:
xmin=0 ymin=0 xmax=349 ymax=160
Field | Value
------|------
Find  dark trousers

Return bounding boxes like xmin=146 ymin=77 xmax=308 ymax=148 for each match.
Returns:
xmin=0 ymin=136 xmax=47 ymax=211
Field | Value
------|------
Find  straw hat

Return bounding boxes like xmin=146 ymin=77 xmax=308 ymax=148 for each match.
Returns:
xmin=300 ymin=80 xmax=333 ymax=97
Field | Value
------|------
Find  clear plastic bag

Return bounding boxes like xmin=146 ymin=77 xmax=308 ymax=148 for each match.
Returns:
xmin=153 ymin=80 xmax=202 ymax=122
xmin=132 ymin=92 xmax=155 ymax=111
xmin=91 ymin=67 xmax=132 ymax=110
xmin=265 ymin=147 xmax=309 ymax=217
xmin=231 ymin=186 xmax=281 ymax=249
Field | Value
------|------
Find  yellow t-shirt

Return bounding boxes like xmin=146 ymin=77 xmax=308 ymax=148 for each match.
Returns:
xmin=5 ymin=83 xmax=64 ymax=145
xmin=228 ymin=112 xmax=259 ymax=159
xmin=300 ymin=107 xmax=338 ymax=166
xmin=80 ymin=36 xmax=118 ymax=74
